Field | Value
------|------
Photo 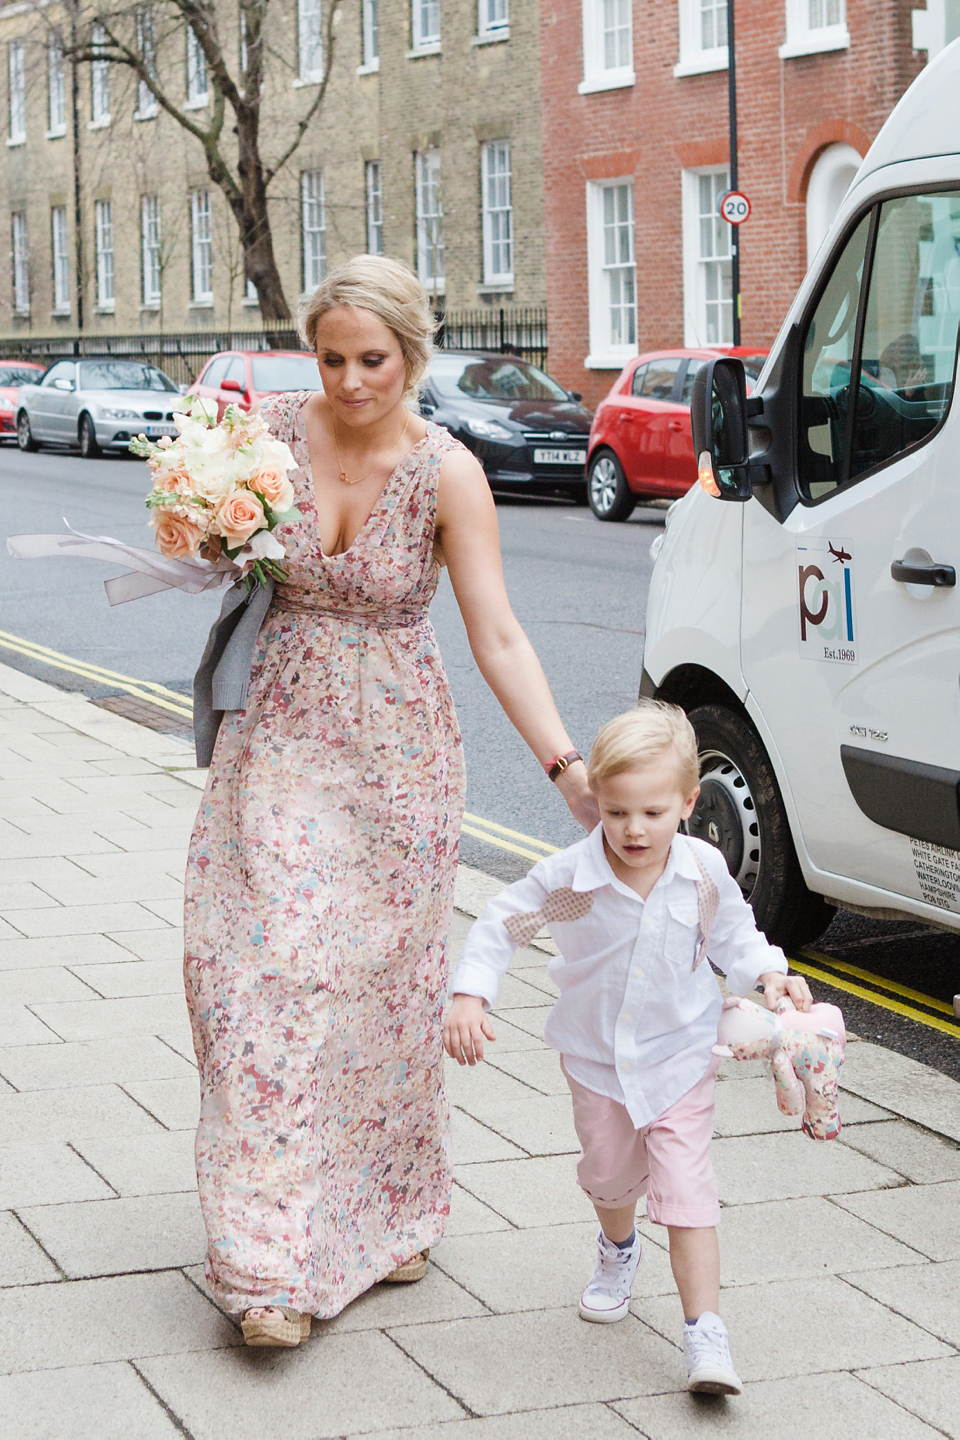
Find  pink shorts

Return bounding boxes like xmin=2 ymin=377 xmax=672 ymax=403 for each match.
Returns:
xmin=562 ymin=1058 xmax=721 ymax=1229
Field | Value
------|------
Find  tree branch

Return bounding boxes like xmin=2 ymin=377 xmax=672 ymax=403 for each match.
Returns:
xmin=265 ymin=0 xmax=341 ymax=186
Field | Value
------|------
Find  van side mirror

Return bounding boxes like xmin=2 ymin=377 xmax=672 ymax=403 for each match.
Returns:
xmin=690 ymin=357 xmax=752 ymax=501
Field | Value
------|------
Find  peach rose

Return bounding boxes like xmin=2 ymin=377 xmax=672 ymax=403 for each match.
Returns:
xmin=249 ymin=466 xmax=295 ymax=514
xmin=154 ymin=468 xmax=191 ymax=495
xmin=151 ymin=510 xmax=205 ymax=560
xmin=216 ymin=490 xmax=265 ymax=548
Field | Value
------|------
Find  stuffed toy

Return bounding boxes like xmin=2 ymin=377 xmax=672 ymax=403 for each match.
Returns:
xmin=713 ymin=994 xmax=846 ymax=1141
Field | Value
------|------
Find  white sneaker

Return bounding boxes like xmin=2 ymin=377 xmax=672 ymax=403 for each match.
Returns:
xmin=683 ymin=1312 xmax=742 ymax=1395
xmin=578 ymin=1229 xmax=642 ymax=1323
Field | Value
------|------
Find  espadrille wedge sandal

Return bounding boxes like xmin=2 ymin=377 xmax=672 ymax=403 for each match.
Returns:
xmin=241 ymin=1307 xmax=311 ymax=1348
xmin=382 ymin=1248 xmax=429 ymax=1283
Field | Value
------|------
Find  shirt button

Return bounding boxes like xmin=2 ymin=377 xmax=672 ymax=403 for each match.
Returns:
xmin=633 ymin=968 xmax=643 ymax=978
xmin=622 ymin=1062 xmax=633 ymax=1071
xmin=621 ymin=1013 xmax=632 ymax=1023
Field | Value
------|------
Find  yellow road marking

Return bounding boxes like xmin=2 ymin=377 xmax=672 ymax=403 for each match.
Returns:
xmin=461 ymin=824 xmax=550 ymax=864
xmin=789 ymin=956 xmax=960 ymax=1039
xmin=0 ymin=629 xmax=193 ymax=720
xmin=462 ymin=812 xmax=559 ymax=854
xmin=801 ymin=947 xmax=956 ymax=1017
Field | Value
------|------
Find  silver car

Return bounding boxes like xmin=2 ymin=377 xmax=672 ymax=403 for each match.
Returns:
xmin=16 ymin=358 xmax=182 ymax=458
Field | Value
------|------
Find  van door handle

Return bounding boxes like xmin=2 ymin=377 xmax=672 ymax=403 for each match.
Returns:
xmin=891 ymin=558 xmax=956 ymax=587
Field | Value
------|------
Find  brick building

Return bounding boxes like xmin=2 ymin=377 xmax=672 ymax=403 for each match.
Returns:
xmin=540 ymin=0 xmax=953 ymax=406
xmin=0 ymin=1 xmax=544 ymax=351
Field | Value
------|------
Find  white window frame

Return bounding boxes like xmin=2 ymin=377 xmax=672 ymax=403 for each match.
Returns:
xmin=682 ymin=164 xmax=733 ymax=346
xmin=297 ymin=0 xmax=324 ymax=82
xmin=476 ymin=0 xmax=509 ymax=43
xmin=141 ymin=193 xmax=161 ymax=307
xmin=12 ymin=211 xmax=29 ymax=314
xmin=779 ymin=0 xmax=850 ymax=59
xmin=301 ymin=170 xmax=326 ymax=291
xmin=481 ymin=140 xmax=513 ymax=288
xmin=585 ymin=178 xmax=637 ymax=369
xmin=415 ymin=148 xmax=444 ymax=293
xmin=134 ymin=8 xmax=158 ymax=119
xmin=360 ymin=0 xmax=379 ymax=70
xmin=411 ymin=0 xmax=441 ymax=54
xmin=190 ymin=187 xmax=213 ymax=304
xmin=365 ymin=160 xmax=383 ymax=254
xmin=675 ymin=0 xmax=729 ymax=77
xmin=90 ymin=24 xmax=111 ymax=127
xmin=95 ymin=199 xmax=114 ymax=310
xmin=51 ymin=206 xmax=70 ymax=313
xmin=186 ymin=27 xmax=209 ymax=107
xmin=8 ymin=40 xmax=25 ymax=145
xmin=47 ymin=38 xmax=66 ymax=137
xmin=579 ymin=0 xmax=635 ymax=96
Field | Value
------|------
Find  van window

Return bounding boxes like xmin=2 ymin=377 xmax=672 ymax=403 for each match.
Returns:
xmin=799 ymin=192 xmax=960 ymax=502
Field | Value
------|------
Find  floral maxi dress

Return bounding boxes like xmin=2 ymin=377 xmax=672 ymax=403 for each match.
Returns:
xmin=184 ymin=394 xmax=466 ymax=1318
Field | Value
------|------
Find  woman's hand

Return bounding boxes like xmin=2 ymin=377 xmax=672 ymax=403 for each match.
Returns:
xmin=758 ymin=970 xmax=812 ymax=1013
xmin=554 ymin=759 xmax=600 ymax=832
xmin=443 ymin=994 xmax=495 ymax=1065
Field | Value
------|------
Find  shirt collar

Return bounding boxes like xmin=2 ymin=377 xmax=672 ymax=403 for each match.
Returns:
xmin=571 ymin=826 xmax=700 ymax=898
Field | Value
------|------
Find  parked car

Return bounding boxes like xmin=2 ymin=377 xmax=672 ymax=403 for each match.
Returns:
xmin=419 ymin=351 xmax=593 ymax=499
xmin=16 ymin=359 xmax=181 ymax=457
xmin=0 ymin=361 xmax=45 ymax=440
xmin=586 ymin=347 xmax=767 ymax=521
xmin=187 ymin=349 xmax=322 ymax=419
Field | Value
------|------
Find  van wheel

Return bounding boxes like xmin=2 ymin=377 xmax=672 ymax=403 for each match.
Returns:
xmin=79 ymin=413 xmax=100 ymax=458
xmin=687 ymin=704 xmax=835 ymax=949
xmin=17 ymin=411 xmax=39 ymax=452
xmin=587 ymin=450 xmax=636 ymax=522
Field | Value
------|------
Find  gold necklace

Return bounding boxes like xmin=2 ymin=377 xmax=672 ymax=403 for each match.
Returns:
xmin=333 ymin=411 xmax=410 ymax=486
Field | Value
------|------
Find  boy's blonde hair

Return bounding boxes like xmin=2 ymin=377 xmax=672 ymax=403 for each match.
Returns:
xmin=588 ymin=701 xmax=700 ymax=796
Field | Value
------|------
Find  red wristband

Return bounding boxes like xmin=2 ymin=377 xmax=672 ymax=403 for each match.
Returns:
xmin=545 ymin=750 xmax=582 ymax=782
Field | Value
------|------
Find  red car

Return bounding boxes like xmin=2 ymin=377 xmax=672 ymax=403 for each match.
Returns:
xmin=187 ymin=349 xmax=322 ymax=419
xmin=0 ymin=361 xmax=45 ymax=439
xmin=586 ymin=347 xmax=767 ymax=521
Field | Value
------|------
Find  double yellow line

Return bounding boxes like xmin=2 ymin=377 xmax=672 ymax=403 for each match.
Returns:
xmin=792 ymin=949 xmax=960 ymax=1038
xmin=462 ymin=812 xmax=560 ymax=863
xmin=0 ymin=629 xmax=193 ymax=720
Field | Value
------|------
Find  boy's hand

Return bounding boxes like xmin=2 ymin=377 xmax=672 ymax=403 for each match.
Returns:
xmin=759 ymin=970 xmax=812 ymax=1013
xmin=444 ymin=994 xmax=496 ymax=1065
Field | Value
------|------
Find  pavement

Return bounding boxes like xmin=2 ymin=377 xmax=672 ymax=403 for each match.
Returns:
xmin=0 ymin=660 xmax=958 ymax=1440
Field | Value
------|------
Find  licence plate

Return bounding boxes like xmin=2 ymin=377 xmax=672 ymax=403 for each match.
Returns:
xmin=145 ymin=424 xmax=178 ymax=437
xmin=533 ymin=447 xmax=586 ymax=465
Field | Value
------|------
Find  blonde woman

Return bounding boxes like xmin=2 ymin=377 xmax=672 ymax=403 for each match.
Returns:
xmin=184 ymin=255 xmax=596 ymax=1347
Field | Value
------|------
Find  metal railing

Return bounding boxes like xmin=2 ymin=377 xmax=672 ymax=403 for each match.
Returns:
xmin=437 ymin=306 xmax=548 ymax=369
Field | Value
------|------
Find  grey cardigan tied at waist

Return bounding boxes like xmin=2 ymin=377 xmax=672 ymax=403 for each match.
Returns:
xmin=193 ymin=578 xmax=274 ymax=767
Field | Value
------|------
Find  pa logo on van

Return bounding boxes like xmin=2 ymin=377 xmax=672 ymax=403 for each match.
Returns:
xmin=797 ymin=538 xmax=858 ymax=666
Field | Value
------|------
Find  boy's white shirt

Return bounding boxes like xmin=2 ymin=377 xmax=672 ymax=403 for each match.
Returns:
xmin=450 ymin=826 xmax=788 ymax=1128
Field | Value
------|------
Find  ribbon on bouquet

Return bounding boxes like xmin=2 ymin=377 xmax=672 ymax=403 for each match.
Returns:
xmin=6 ymin=522 xmax=238 ymax=606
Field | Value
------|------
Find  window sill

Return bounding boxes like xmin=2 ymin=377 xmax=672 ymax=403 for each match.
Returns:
xmin=87 ymin=115 xmax=111 ymax=130
xmin=406 ymin=43 xmax=441 ymax=59
xmin=356 ymin=58 xmax=380 ymax=74
xmin=94 ymin=304 xmax=115 ymax=315
xmin=189 ymin=299 xmax=214 ymax=309
xmin=184 ymin=94 xmax=209 ymax=109
xmin=6 ymin=136 xmax=25 ymax=148
xmin=673 ymin=49 xmax=727 ymax=77
xmin=578 ymin=70 xmax=635 ymax=95
xmin=478 ymin=280 xmax=514 ymax=294
xmin=140 ymin=303 xmax=161 ymax=312
xmin=584 ymin=351 xmax=635 ymax=370
xmin=293 ymin=74 xmax=323 ymax=88
xmin=51 ymin=308 xmax=71 ymax=318
xmin=45 ymin=126 xmax=67 ymax=140
xmin=472 ymin=28 xmax=509 ymax=46
xmin=133 ymin=108 xmax=158 ymax=122
xmin=13 ymin=308 xmax=30 ymax=318
xmin=778 ymin=28 xmax=850 ymax=59
xmin=242 ymin=296 xmax=260 ymax=307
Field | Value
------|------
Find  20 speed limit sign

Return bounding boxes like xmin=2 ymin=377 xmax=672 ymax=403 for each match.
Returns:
xmin=719 ymin=190 xmax=751 ymax=224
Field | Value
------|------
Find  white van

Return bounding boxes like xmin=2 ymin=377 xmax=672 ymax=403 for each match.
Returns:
xmin=643 ymin=40 xmax=960 ymax=954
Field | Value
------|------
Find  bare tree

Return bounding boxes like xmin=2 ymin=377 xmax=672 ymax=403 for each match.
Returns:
xmin=51 ymin=1 xmax=342 ymax=324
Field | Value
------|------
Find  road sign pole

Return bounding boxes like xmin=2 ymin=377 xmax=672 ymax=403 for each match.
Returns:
xmin=727 ymin=0 xmax=740 ymax=346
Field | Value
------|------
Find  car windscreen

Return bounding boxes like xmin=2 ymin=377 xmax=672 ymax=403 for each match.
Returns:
xmin=0 ymin=366 xmax=42 ymax=387
xmin=250 ymin=354 xmax=322 ymax=392
xmin=429 ymin=354 xmax=568 ymax=402
xmin=79 ymin=362 xmax=178 ymax=392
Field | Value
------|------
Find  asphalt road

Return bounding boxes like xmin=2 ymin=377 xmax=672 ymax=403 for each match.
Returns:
xmin=1 ymin=442 xmax=958 ymax=1081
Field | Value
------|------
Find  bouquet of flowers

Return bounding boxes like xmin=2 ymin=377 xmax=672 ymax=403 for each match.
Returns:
xmin=130 ymin=397 xmax=299 ymax=589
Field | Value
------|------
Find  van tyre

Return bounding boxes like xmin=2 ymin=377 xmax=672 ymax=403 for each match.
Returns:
xmin=587 ymin=450 xmax=636 ymax=522
xmin=79 ymin=413 xmax=100 ymax=459
xmin=687 ymin=704 xmax=835 ymax=949
xmin=17 ymin=411 xmax=38 ymax=452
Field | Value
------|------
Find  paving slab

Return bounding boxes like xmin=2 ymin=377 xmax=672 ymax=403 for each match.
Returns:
xmin=445 ymin=1055 xmax=540 ymax=1110
xmin=445 ymin=1181 xmax=513 ymax=1236
xmin=494 ymin=1006 xmax=551 ymax=1042
xmin=88 ymin=821 xmax=196 ymax=853
xmin=121 ymin=1077 xmax=199 ymax=1131
xmin=0 ymin=1270 xmax=239 ymax=1374
xmin=17 ymin=1191 xmax=207 ymax=1277
xmin=833 ymin=1181 xmax=960 ymax=1261
xmin=432 ymin=1219 xmax=676 ymax=1315
xmin=69 ymin=958 xmax=183 ymax=998
xmin=0 ymin=1084 xmax=163 ymax=1146
xmin=0 ymin=1003 xmax=62 ymax=1047
xmin=375 ymin=1404 xmax=641 ymax=1440
xmin=0 ymin=1035 xmax=195 ymax=1090
xmin=633 ymin=1274 xmax=952 ymax=1384
xmin=846 ymin=1259 xmax=960 ymax=1348
xmin=0 ymin=966 xmax=98 ymax=1003
xmin=388 ymin=1308 xmax=684 ymax=1415
xmin=451 ymin=1106 xmax=527 ymax=1164
xmin=712 ymin=1129 xmax=902 ymax=1205
xmin=0 ymin=1142 xmax=114 ymax=1208
xmin=488 ymin=1048 xmax=570 ymax=1095
xmin=104 ymin=928 xmax=185 ymax=962
xmin=839 ymin=1119 xmax=960 ymax=1183
xmin=138 ymin=898 xmax=184 ymax=926
xmin=455 ymin=1092 xmax=581 ymax=1157
xmin=713 ymin=1075 xmax=889 ymax=1137
xmin=0 ymin=933 xmax=134 ymax=971
xmin=0 ymin=902 xmax=170 ymax=939
xmin=613 ymin=1369 xmax=942 ymax=1438
xmin=841 ymin=1041 xmax=960 ymax=1143
xmin=29 ymin=993 xmax=189 ymax=1043
xmin=255 ymin=1261 xmax=488 ymax=1335
xmin=455 ymin=1155 xmax=597 ymax=1229
xmin=138 ymin=1328 xmax=464 ymax=1438
xmin=0 ymin=1361 xmax=184 ymax=1439
xmin=71 ymin=1130 xmax=198 ymax=1197
xmin=0 ymin=882 xmax=62 ymax=911
xmin=857 ymin=1356 xmax=960 ymax=1438
xmin=28 ymin=872 xmax=183 ymax=907
xmin=0 ymin=1211 xmax=60 ymax=1287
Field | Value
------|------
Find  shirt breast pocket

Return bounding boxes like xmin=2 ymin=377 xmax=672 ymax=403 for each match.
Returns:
xmin=665 ymin=899 xmax=700 ymax=969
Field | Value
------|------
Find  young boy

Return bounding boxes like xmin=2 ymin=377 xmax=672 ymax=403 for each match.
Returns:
xmin=444 ymin=702 xmax=811 ymax=1395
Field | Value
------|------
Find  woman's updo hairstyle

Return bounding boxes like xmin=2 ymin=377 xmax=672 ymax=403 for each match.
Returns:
xmin=299 ymin=255 xmax=435 ymax=399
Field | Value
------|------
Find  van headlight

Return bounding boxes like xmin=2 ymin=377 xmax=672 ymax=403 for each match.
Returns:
xmin=464 ymin=417 xmax=514 ymax=441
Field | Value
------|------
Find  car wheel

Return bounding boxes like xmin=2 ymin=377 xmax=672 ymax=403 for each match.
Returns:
xmin=79 ymin=413 xmax=101 ymax=459
xmin=687 ymin=704 xmax=835 ymax=948
xmin=587 ymin=450 xmax=636 ymax=522
xmin=17 ymin=410 xmax=39 ymax=452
